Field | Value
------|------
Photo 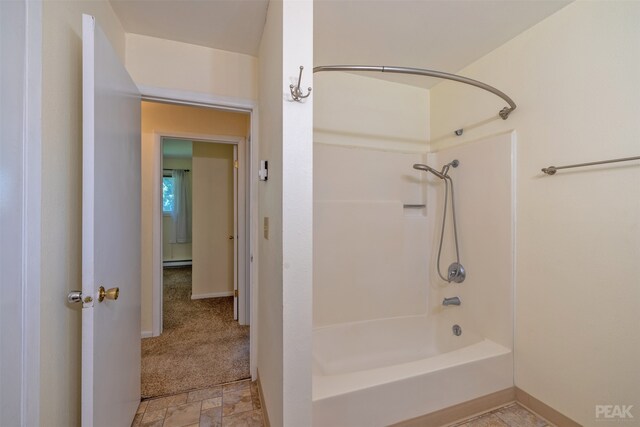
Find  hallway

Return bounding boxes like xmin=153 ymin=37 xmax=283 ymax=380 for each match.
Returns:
xmin=141 ymin=267 xmax=250 ymax=398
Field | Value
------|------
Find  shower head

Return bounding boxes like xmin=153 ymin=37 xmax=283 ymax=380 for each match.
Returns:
xmin=413 ymin=163 xmax=446 ymax=179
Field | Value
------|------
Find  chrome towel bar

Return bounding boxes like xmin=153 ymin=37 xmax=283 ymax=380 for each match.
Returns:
xmin=542 ymin=155 xmax=640 ymax=175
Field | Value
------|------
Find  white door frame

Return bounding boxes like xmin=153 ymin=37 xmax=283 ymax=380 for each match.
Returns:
xmin=0 ymin=0 xmax=42 ymax=425
xmin=154 ymin=132 xmax=247 ymax=331
xmin=140 ymin=85 xmax=259 ymax=379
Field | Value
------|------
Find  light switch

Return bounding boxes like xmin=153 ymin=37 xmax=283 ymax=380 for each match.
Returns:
xmin=263 ymin=217 xmax=269 ymax=239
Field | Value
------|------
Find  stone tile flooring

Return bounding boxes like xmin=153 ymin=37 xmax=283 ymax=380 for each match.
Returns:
xmin=132 ymin=379 xmax=263 ymax=427
xmin=132 ymin=386 xmax=550 ymax=427
xmin=451 ymin=403 xmax=553 ymax=427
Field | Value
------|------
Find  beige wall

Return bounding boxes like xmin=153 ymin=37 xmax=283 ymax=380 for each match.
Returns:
xmin=162 ymin=157 xmax=192 ymax=262
xmin=125 ymin=33 xmax=258 ymax=100
xmin=430 ymin=2 xmax=640 ymax=425
xmin=191 ymin=142 xmax=235 ymax=298
xmin=141 ymin=101 xmax=249 ymax=333
xmin=40 ymin=1 xmax=125 ymax=425
xmin=257 ymin=0 xmax=284 ymax=424
xmin=314 ymin=72 xmax=429 ymax=150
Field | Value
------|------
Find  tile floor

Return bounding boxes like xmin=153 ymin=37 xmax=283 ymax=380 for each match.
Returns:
xmin=133 ymin=387 xmax=549 ymax=427
xmin=132 ymin=379 xmax=263 ymax=427
xmin=451 ymin=403 xmax=553 ymax=427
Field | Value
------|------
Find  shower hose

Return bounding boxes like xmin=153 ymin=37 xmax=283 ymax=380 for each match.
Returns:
xmin=436 ymin=176 xmax=461 ymax=282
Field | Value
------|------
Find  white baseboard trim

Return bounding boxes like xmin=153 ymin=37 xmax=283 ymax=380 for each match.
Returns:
xmin=141 ymin=331 xmax=153 ymax=339
xmin=191 ymin=291 xmax=234 ymax=300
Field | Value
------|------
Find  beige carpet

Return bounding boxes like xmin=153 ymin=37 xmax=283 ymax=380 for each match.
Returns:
xmin=141 ymin=267 xmax=250 ymax=398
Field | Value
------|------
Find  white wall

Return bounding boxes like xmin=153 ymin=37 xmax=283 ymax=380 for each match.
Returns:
xmin=429 ymin=133 xmax=514 ymax=351
xmin=257 ymin=0 xmax=313 ymax=425
xmin=162 ymin=157 xmax=192 ymax=262
xmin=313 ymin=144 xmax=428 ymax=326
xmin=281 ymin=2 xmax=313 ymax=423
xmin=313 ymin=70 xmax=430 ymax=327
xmin=40 ymin=1 xmax=126 ymax=425
xmin=191 ymin=142 xmax=235 ymax=298
xmin=314 ymin=132 xmax=514 ymax=348
xmin=125 ymin=33 xmax=258 ymax=100
xmin=430 ymin=2 xmax=640 ymax=425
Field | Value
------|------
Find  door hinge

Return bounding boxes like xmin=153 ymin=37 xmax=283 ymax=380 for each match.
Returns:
xmin=234 ymin=290 xmax=239 ymax=298
xmin=234 ymin=160 xmax=239 ymax=169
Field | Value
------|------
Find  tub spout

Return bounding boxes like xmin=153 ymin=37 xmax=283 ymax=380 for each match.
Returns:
xmin=442 ymin=297 xmax=461 ymax=306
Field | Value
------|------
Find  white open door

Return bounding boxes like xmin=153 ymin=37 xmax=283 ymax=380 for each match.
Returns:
xmin=81 ymin=14 xmax=141 ymax=427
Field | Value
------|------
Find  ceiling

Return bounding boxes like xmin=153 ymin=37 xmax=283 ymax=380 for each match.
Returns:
xmin=109 ymin=0 xmax=269 ymax=56
xmin=314 ymin=0 xmax=572 ymax=88
xmin=110 ymin=0 xmax=571 ymax=88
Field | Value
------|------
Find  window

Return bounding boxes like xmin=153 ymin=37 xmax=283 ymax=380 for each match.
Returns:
xmin=163 ymin=176 xmax=175 ymax=214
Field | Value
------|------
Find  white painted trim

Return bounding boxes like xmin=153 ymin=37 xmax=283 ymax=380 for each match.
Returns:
xmin=23 ymin=0 xmax=42 ymax=423
xmin=0 ymin=0 xmax=42 ymax=424
xmin=152 ymin=132 xmax=163 ymax=337
xmin=153 ymin=132 xmax=247 ymax=334
xmin=138 ymin=85 xmax=257 ymax=112
xmin=140 ymin=85 xmax=259 ymax=380
xmin=141 ymin=331 xmax=153 ymax=339
xmin=191 ymin=291 xmax=234 ymax=300
xmin=233 ymin=144 xmax=239 ymax=321
xmin=159 ymin=131 xmax=244 ymax=145
xmin=249 ymin=114 xmax=259 ymax=381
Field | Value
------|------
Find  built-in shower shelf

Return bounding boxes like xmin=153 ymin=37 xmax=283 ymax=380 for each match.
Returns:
xmin=403 ymin=204 xmax=427 ymax=217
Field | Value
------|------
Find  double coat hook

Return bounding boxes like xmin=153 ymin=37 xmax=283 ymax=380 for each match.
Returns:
xmin=290 ymin=66 xmax=312 ymax=102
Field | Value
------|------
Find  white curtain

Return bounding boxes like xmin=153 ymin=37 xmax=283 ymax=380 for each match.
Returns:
xmin=170 ymin=169 xmax=192 ymax=243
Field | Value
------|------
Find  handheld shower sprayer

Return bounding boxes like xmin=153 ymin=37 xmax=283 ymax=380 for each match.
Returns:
xmin=413 ymin=160 xmax=466 ymax=284
xmin=412 ymin=163 xmax=446 ymax=179
xmin=413 ymin=160 xmax=459 ymax=179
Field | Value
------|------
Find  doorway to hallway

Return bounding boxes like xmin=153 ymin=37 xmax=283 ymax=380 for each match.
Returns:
xmin=140 ymin=101 xmax=252 ymax=398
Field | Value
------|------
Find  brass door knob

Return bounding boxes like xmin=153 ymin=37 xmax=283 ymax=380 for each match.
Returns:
xmin=229 ymin=235 xmax=234 ymax=240
xmin=98 ymin=286 xmax=120 ymax=302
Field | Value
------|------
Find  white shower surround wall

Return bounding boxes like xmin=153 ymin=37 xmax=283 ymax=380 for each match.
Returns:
xmin=312 ymin=133 xmax=515 ymax=426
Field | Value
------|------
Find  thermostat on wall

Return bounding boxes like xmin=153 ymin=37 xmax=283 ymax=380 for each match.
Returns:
xmin=259 ymin=160 xmax=268 ymax=181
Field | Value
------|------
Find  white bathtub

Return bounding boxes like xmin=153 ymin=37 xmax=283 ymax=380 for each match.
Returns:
xmin=312 ymin=315 xmax=513 ymax=426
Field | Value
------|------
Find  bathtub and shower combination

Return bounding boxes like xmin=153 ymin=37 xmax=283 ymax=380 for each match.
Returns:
xmin=312 ymin=65 xmax=515 ymax=427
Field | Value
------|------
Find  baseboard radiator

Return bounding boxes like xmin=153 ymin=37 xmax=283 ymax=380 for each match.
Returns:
xmin=163 ymin=260 xmax=192 ymax=267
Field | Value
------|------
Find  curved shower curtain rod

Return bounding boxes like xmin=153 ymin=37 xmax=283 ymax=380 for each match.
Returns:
xmin=313 ymin=65 xmax=517 ymax=120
